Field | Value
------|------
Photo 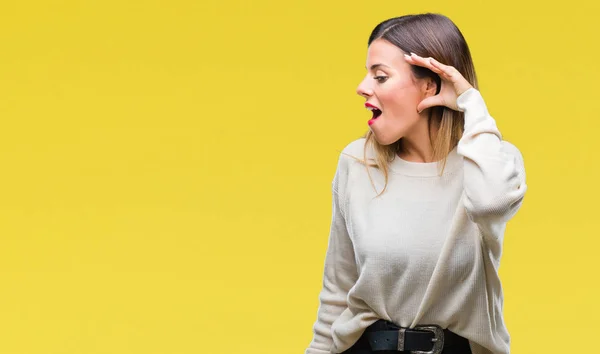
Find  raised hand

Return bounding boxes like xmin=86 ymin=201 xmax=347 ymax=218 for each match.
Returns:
xmin=403 ymin=52 xmax=473 ymax=113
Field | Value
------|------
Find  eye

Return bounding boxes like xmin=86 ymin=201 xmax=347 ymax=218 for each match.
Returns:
xmin=374 ymin=76 xmax=388 ymax=83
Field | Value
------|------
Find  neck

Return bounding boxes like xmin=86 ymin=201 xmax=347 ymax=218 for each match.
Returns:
xmin=398 ymin=140 xmax=433 ymax=163
xmin=398 ymin=113 xmax=440 ymax=163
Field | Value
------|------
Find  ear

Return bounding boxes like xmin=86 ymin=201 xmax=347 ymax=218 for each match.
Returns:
xmin=421 ymin=77 xmax=438 ymax=97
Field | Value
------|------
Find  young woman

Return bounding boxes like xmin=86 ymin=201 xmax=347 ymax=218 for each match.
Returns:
xmin=305 ymin=13 xmax=527 ymax=354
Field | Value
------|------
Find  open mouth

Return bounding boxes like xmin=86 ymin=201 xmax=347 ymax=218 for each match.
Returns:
xmin=365 ymin=103 xmax=382 ymax=125
xmin=371 ymin=108 xmax=382 ymax=120
xmin=366 ymin=104 xmax=383 ymax=120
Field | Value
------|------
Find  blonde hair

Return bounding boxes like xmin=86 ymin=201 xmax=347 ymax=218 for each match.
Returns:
xmin=346 ymin=13 xmax=479 ymax=197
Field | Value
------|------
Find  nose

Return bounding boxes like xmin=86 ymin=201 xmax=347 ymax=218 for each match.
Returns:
xmin=356 ymin=76 xmax=373 ymax=98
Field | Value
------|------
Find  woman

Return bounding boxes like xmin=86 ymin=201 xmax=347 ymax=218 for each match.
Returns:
xmin=305 ymin=13 xmax=527 ymax=354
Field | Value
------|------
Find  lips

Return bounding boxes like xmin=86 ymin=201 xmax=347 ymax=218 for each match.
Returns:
xmin=365 ymin=103 xmax=383 ymax=120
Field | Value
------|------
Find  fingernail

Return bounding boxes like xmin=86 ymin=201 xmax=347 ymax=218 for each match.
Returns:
xmin=410 ymin=52 xmax=416 ymax=56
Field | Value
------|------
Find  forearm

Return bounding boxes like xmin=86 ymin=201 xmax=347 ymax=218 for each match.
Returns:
xmin=306 ymin=183 xmax=358 ymax=354
xmin=456 ymin=88 xmax=527 ymax=226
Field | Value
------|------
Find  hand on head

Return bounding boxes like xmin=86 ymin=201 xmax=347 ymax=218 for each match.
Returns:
xmin=404 ymin=53 xmax=473 ymax=113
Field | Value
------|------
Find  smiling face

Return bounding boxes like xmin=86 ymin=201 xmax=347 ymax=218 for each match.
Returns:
xmin=356 ymin=38 xmax=435 ymax=146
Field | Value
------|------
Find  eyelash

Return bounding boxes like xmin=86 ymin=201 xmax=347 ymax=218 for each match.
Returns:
xmin=374 ymin=76 xmax=388 ymax=83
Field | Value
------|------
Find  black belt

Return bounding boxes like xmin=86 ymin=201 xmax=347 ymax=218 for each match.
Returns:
xmin=363 ymin=320 xmax=470 ymax=354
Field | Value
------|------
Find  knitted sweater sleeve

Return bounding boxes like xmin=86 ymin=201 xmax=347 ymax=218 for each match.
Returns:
xmin=456 ymin=88 xmax=528 ymax=239
xmin=305 ymin=153 xmax=359 ymax=354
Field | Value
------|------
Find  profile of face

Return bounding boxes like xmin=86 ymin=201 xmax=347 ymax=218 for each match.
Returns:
xmin=356 ymin=38 xmax=436 ymax=146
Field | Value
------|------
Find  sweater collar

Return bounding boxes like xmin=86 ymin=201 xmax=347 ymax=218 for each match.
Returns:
xmin=389 ymin=146 xmax=462 ymax=177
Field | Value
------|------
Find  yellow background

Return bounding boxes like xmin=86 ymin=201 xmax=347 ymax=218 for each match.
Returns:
xmin=0 ymin=0 xmax=597 ymax=353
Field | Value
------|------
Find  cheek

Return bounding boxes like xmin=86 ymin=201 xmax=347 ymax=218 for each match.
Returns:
xmin=381 ymin=83 xmax=420 ymax=114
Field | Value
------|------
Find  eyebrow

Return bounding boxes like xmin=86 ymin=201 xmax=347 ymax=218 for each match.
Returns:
xmin=366 ymin=63 xmax=390 ymax=70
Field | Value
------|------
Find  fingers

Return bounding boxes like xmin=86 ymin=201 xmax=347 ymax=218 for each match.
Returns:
xmin=403 ymin=53 xmax=428 ymax=68
xmin=405 ymin=53 xmax=473 ymax=96
xmin=429 ymin=57 xmax=460 ymax=80
xmin=417 ymin=95 xmax=446 ymax=113
xmin=404 ymin=53 xmax=455 ymax=79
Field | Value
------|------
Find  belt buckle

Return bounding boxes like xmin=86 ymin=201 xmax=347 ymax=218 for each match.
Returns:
xmin=408 ymin=325 xmax=444 ymax=354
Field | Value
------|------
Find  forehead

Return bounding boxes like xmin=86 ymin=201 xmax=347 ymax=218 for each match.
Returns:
xmin=365 ymin=39 xmax=407 ymax=70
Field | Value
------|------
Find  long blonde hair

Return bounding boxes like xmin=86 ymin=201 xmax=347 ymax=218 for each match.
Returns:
xmin=348 ymin=13 xmax=479 ymax=197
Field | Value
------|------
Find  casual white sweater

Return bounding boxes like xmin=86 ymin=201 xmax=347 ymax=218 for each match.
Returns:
xmin=305 ymin=88 xmax=527 ymax=354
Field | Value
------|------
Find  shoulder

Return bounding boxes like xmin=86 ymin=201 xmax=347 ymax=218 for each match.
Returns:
xmin=332 ymin=137 xmax=370 ymax=189
xmin=340 ymin=137 xmax=376 ymax=162
xmin=341 ymin=137 xmax=368 ymax=156
xmin=335 ymin=137 xmax=376 ymax=171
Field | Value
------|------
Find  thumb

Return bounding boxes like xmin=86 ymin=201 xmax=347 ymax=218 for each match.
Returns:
xmin=417 ymin=95 xmax=444 ymax=113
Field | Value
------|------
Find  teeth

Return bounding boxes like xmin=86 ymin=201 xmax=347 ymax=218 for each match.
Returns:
xmin=366 ymin=107 xmax=380 ymax=111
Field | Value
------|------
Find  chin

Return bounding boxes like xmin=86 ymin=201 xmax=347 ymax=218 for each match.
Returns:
xmin=371 ymin=130 xmax=402 ymax=146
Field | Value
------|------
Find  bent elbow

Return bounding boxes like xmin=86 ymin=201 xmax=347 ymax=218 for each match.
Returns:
xmin=464 ymin=183 xmax=527 ymax=222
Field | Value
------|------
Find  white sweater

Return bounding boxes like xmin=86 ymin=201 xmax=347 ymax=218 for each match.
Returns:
xmin=305 ymin=88 xmax=527 ymax=354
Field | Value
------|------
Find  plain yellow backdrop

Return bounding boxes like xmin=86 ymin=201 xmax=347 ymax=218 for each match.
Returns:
xmin=0 ymin=0 xmax=598 ymax=353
